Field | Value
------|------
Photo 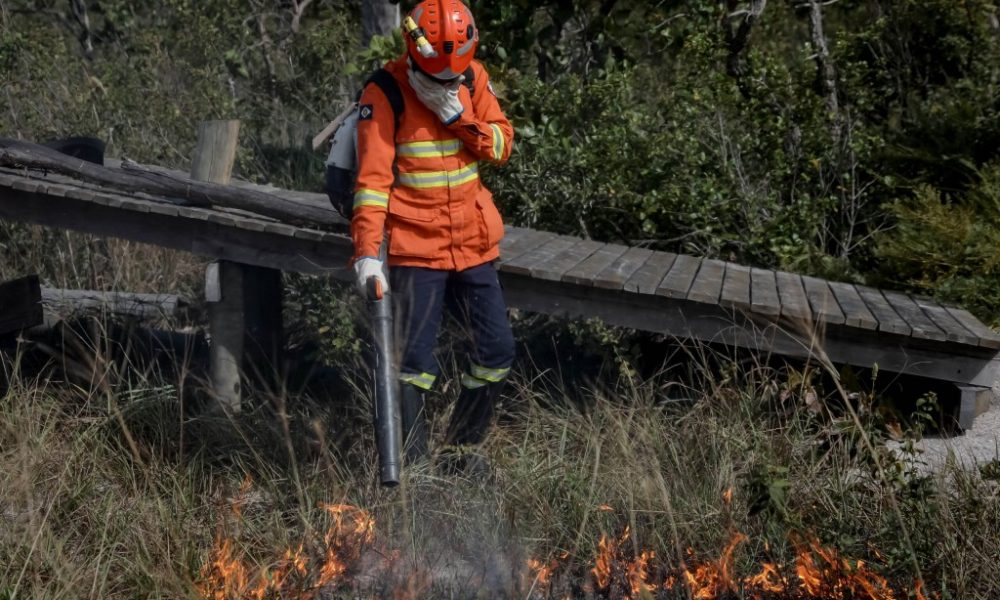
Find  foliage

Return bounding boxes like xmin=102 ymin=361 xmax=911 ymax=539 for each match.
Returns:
xmin=876 ymin=168 xmax=1000 ymax=324
xmin=3 ymin=0 xmax=1000 ymax=318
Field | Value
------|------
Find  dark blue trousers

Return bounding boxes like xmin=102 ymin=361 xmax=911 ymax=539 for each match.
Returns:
xmin=390 ymin=262 xmax=515 ymax=390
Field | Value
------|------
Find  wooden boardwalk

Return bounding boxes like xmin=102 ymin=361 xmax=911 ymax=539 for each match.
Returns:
xmin=0 ymin=157 xmax=998 ymax=425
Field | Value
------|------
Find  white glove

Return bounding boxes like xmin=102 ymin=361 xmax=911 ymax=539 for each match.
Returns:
xmin=408 ymin=69 xmax=465 ymax=125
xmin=353 ymin=257 xmax=389 ymax=297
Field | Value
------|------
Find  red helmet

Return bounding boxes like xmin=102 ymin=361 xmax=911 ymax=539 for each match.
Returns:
xmin=403 ymin=0 xmax=479 ymax=81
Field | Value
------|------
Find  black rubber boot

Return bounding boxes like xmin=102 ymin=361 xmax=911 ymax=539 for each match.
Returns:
xmin=400 ymin=383 xmax=429 ymax=464
xmin=441 ymin=380 xmax=505 ymax=477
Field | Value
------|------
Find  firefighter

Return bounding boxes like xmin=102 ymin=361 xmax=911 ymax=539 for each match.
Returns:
xmin=351 ymin=0 xmax=516 ymax=470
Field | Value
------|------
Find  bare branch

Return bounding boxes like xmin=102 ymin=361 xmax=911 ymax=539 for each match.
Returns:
xmin=290 ymin=0 xmax=314 ymax=35
xmin=69 ymin=0 xmax=93 ymax=59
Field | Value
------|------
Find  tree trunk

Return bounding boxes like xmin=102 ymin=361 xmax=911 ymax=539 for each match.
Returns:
xmin=804 ymin=0 xmax=841 ymax=142
xmin=720 ymin=0 xmax=769 ymax=97
xmin=362 ymin=0 xmax=400 ymax=47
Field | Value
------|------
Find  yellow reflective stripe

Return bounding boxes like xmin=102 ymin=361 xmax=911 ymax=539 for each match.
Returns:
xmin=461 ymin=373 xmax=489 ymax=389
xmin=489 ymin=124 xmax=505 ymax=162
xmin=354 ymin=189 xmax=389 ymax=209
xmin=400 ymin=372 xmax=437 ymax=390
xmin=396 ymin=139 xmax=463 ymax=158
xmin=397 ymin=162 xmax=479 ymax=190
xmin=470 ymin=364 xmax=510 ymax=383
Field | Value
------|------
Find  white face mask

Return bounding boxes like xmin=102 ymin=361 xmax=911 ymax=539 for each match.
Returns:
xmin=407 ymin=56 xmax=462 ymax=84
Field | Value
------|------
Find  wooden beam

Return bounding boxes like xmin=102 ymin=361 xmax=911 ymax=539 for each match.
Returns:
xmin=40 ymin=288 xmax=184 ymax=321
xmin=0 ymin=184 xmax=353 ymax=277
xmin=498 ymin=272 xmax=1000 ymax=387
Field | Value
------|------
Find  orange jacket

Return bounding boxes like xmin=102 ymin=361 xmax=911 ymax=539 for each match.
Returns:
xmin=351 ymin=56 xmax=514 ymax=271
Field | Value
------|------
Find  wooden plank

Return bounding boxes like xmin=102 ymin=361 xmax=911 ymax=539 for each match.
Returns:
xmin=750 ymin=268 xmax=781 ymax=317
xmin=498 ymin=228 xmax=555 ymax=266
xmin=0 ymin=185 xmax=353 ymax=276
xmin=500 ymin=273 xmax=1000 ymax=387
xmin=147 ymin=203 xmax=180 ymax=217
xmin=10 ymin=178 xmax=42 ymax=193
xmin=502 ymin=236 xmax=578 ymax=277
xmin=802 ymin=276 xmax=845 ymax=325
xmin=532 ymin=238 xmax=604 ymax=282
xmin=233 ymin=218 xmax=268 ymax=233
xmin=776 ymin=271 xmax=811 ymax=320
xmin=498 ymin=225 xmax=529 ymax=252
xmin=592 ymin=246 xmax=653 ymax=290
xmin=117 ymin=196 xmax=153 ymax=213
xmin=292 ymin=228 xmax=325 ymax=242
xmin=881 ymin=290 xmax=947 ymax=341
xmin=946 ymin=306 xmax=1000 ymax=350
xmin=562 ymin=243 xmax=629 ymax=286
xmin=206 ymin=212 xmax=239 ymax=228
xmin=687 ymin=259 xmax=727 ymax=305
xmin=828 ymin=281 xmax=877 ymax=330
xmin=624 ymin=250 xmax=677 ymax=294
xmin=856 ymin=285 xmax=911 ymax=336
xmin=657 ymin=254 xmax=701 ymax=299
xmin=45 ymin=183 xmax=69 ymax=198
xmin=0 ymin=275 xmax=43 ymax=335
xmin=720 ymin=263 xmax=751 ymax=309
xmin=261 ymin=221 xmax=298 ymax=237
xmin=912 ymin=296 xmax=980 ymax=346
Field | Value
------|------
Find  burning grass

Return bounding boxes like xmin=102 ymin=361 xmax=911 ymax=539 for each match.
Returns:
xmin=195 ymin=488 xmax=936 ymax=599
xmin=2 ymin=350 xmax=999 ymax=599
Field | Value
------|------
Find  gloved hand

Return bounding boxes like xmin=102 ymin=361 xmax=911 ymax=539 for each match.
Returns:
xmin=354 ymin=257 xmax=389 ymax=297
xmin=408 ymin=69 xmax=465 ymax=125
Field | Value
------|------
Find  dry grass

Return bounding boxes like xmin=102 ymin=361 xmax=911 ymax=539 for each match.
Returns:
xmin=2 ymin=337 xmax=1000 ymax=599
xmin=0 ymin=224 xmax=205 ymax=297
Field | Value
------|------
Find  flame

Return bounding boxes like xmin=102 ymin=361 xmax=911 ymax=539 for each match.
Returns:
xmin=591 ymin=533 xmax=614 ymax=589
xmin=681 ymin=532 xmax=746 ymax=599
xmin=627 ymin=549 xmax=654 ymax=596
xmin=745 ymin=562 xmax=787 ymax=593
xmin=197 ymin=497 xmax=376 ymax=599
xmin=198 ymin=484 xmax=940 ymax=600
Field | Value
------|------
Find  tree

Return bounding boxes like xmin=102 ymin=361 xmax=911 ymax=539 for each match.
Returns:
xmin=362 ymin=0 xmax=400 ymax=47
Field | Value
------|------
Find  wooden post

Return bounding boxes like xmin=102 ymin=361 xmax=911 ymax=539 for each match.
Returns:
xmin=957 ymin=385 xmax=992 ymax=430
xmin=191 ymin=120 xmax=240 ymax=184
xmin=193 ymin=120 xmax=243 ymax=413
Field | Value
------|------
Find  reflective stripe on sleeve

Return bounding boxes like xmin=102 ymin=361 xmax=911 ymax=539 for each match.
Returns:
xmin=400 ymin=372 xmax=437 ymax=390
xmin=354 ymin=189 xmax=389 ymax=209
xmin=489 ymin=124 xmax=505 ymax=162
xmin=396 ymin=139 xmax=463 ymax=158
xmin=397 ymin=162 xmax=479 ymax=190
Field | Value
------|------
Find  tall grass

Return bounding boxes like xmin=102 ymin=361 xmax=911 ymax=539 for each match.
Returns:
xmin=1 ymin=338 xmax=999 ymax=599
